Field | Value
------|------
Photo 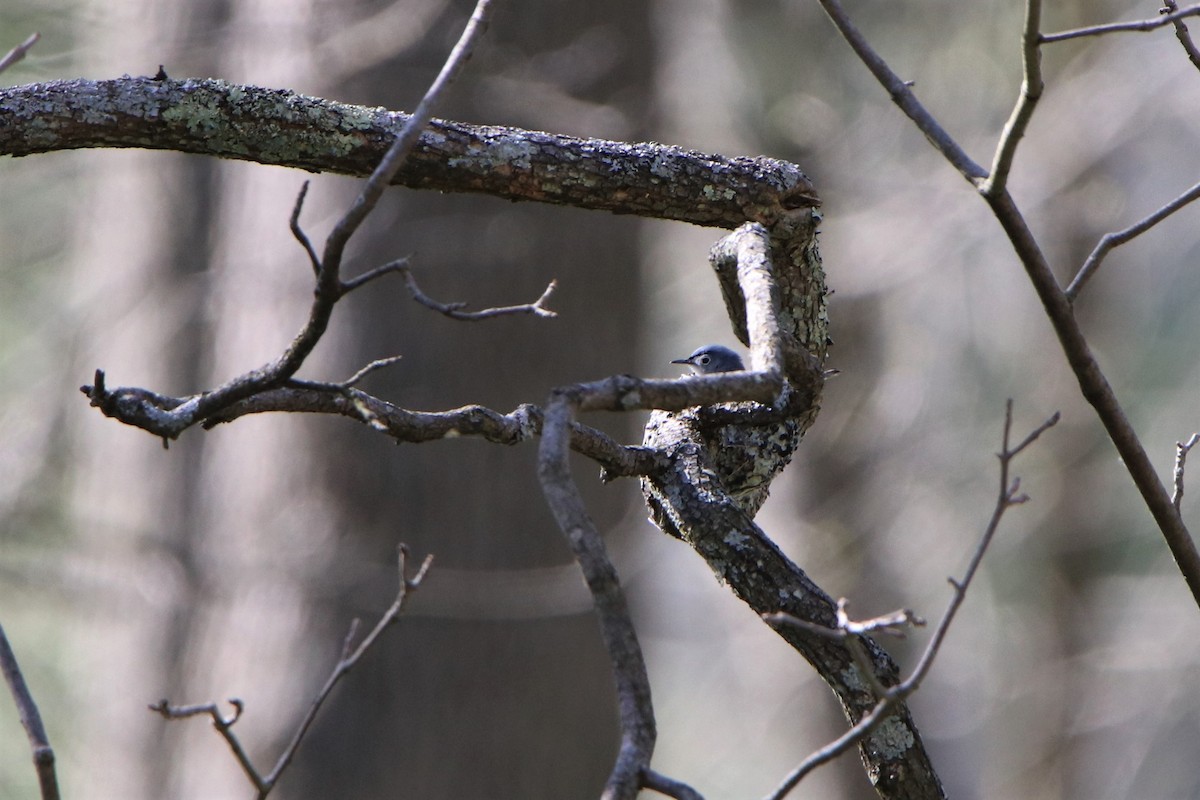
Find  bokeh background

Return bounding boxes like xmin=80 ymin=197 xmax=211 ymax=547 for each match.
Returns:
xmin=3 ymin=0 xmax=1200 ymax=798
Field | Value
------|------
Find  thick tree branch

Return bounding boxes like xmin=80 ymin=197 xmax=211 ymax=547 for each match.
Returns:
xmin=0 ymin=79 xmax=817 ymax=229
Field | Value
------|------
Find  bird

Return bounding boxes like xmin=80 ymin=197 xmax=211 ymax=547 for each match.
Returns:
xmin=642 ymin=342 xmax=800 ymax=536
xmin=670 ymin=344 xmax=744 ymax=375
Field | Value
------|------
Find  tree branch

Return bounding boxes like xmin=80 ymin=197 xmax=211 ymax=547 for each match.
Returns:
xmin=762 ymin=402 xmax=1058 ymax=800
xmin=818 ymin=0 xmax=1200 ymax=609
xmin=1162 ymin=0 xmax=1200 ymax=71
xmin=0 ymin=32 xmax=39 ymax=75
xmin=1040 ymin=3 xmax=1200 ymax=43
xmin=0 ymin=623 xmax=60 ymax=800
xmin=78 ymin=0 xmax=495 ymax=441
xmin=150 ymin=546 xmax=433 ymax=799
xmin=981 ymin=0 xmax=1043 ymax=197
xmin=0 ymin=80 xmax=817 ymax=230
xmin=538 ymin=390 xmax=656 ymax=800
xmin=1173 ymin=433 xmax=1200 ymax=513
xmin=1065 ymin=177 xmax=1200 ymax=300
xmin=398 ymin=262 xmax=558 ymax=320
xmin=813 ymin=0 xmax=987 ymax=183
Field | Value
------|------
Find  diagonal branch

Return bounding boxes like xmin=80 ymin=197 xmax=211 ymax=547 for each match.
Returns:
xmin=762 ymin=402 xmax=1059 ymax=800
xmin=1065 ymin=177 xmax=1200 ymax=300
xmin=150 ymin=546 xmax=433 ymax=799
xmin=0 ymin=32 xmax=39 ymax=75
xmin=0 ymin=623 xmax=60 ymax=800
xmin=817 ymin=0 xmax=1200 ymax=609
xmin=813 ymin=0 xmax=987 ymax=183
xmin=538 ymin=390 xmax=657 ymax=800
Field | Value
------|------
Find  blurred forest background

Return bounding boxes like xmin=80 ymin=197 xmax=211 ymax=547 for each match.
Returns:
xmin=3 ymin=0 xmax=1200 ymax=798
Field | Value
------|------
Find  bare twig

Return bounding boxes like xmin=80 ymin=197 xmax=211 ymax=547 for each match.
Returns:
xmin=1040 ymin=3 xmax=1200 ymax=43
xmin=0 ymin=32 xmax=39 ymax=75
xmin=1173 ymin=433 xmax=1200 ymax=512
xmin=1162 ymin=0 xmax=1200 ymax=70
xmin=338 ymin=256 xmax=412 ymax=294
xmin=762 ymin=402 xmax=1059 ymax=800
xmin=150 ymin=546 xmax=433 ymax=799
xmin=402 ymin=265 xmax=558 ymax=320
xmin=0 ymin=623 xmax=60 ymax=800
xmin=981 ymin=0 xmax=1043 ymax=197
xmin=1065 ymin=177 xmax=1200 ymax=300
xmin=321 ymin=0 xmax=495 ymax=271
xmin=288 ymin=181 xmax=321 ymax=277
xmin=149 ymin=699 xmax=261 ymax=791
xmin=258 ymin=547 xmax=433 ymax=795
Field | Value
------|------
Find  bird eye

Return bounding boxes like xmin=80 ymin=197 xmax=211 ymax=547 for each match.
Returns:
xmin=698 ymin=355 xmax=710 ymax=365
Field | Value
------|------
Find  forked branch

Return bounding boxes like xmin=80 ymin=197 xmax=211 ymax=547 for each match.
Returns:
xmin=762 ymin=402 xmax=1059 ymax=800
xmin=150 ymin=546 xmax=433 ymax=799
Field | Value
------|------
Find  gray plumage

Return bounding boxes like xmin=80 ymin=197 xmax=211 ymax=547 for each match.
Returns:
xmin=670 ymin=344 xmax=744 ymax=374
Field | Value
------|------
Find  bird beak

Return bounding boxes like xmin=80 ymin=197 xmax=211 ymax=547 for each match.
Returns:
xmin=670 ymin=357 xmax=691 ymax=365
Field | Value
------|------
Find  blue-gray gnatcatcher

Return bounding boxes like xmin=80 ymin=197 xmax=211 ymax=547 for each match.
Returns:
xmin=670 ymin=344 xmax=744 ymax=374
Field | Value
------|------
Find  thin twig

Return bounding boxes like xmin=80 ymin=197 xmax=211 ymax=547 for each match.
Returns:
xmin=762 ymin=402 xmax=1059 ymax=800
xmin=1173 ymin=433 xmax=1200 ymax=512
xmin=1040 ymin=3 xmax=1200 ymax=43
xmin=339 ymin=256 xmax=412 ymax=294
xmin=1162 ymin=0 xmax=1200 ymax=70
xmin=321 ymin=0 xmax=495 ymax=272
xmin=149 ymin=699 xmax=262 ymax=791
xmin=289 ymin=181 xmax=321 ymax=277
xmin=0 ymin=32 xmax=39 ymax=75
xmin=259 ymin=547 xmax=433 ymax=795
xmin=981 ymin=0 xmax=1043 ymax=197
xmin=150 ymin=547 xmax=433 ymax=799
xmin=401 ymin=265 xmax=558 ymax=320
xmin=0 ymin=623 xmax=60 ymax=800
xmin=1065 ymin=178 xmax=1200 ymax=300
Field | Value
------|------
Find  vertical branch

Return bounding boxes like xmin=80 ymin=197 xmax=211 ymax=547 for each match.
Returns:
xmin=538 ymin=389 xmax=656 ymax=800
xmin=981 ymin=0 xmax=1043 ymax=196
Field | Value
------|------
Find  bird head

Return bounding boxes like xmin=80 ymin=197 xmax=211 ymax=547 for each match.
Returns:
xmin=670 ymin=344 xmax=745 ymax=375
